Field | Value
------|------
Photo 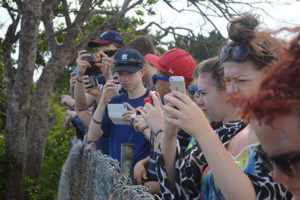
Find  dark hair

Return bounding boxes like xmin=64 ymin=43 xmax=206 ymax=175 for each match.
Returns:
xmin=111 ymin=42 xmax=123 ymax=49
xmin=126 ymin=35 xmax=155 ymax=56
xmin=194 ymin=57 xmax=224 ymax=90
xmin=158 ymin=69 xmax=170 ymax=78
xmin=243 ymin=32 xmax=300 ymax=124
xmin=225 ymin=13 xmax=281 ymax=70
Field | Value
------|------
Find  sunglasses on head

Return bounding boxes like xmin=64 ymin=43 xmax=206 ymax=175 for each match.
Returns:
xmin=103 ymin=49 xmax=118 ymax=57
xmin=152 ymin=75 xmax=169 ymax=85
xmin=218 ymin=43 xmax=250 ymax=63
xmin=256 ymin=145 xmax=300 ymax=178
xmin=188 ymin=85 xmax=199 ymax=97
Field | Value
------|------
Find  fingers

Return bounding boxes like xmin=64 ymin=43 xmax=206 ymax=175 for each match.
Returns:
xmin=164 ymin=94 xmax=186 ymax=111
xmin=142 ymin=169 xmax=148 ymax=180
xmin=164 ymin=103 xmax=183 ymax=118
xmin=172 ymin=91 xmax=193 ymax=105
xmin=150 ymin=91 xmax=161 ymax=107
xmin=123 ymin=102 xmax=135 ymax=111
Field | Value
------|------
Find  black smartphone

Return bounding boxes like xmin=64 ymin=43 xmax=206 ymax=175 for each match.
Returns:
xmin=84 ymin=76 xmax=97 ymax=88
xmin=83 ymin=52 xmax=102 ymax=76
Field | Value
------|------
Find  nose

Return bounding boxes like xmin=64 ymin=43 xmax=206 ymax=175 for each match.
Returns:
xmin=272 ymin=165 xmax=291 ymax=185
xmin=226 ymin=82 xmax=239 ymax=96
xmin=196 ymin=95 xmax=204 ymax=106
xmin=119 ymin=74 xmax=129 ymax=82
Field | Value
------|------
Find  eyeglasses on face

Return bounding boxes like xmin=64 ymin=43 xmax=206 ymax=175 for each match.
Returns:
xmin=188 ymin=85 xmax=199 ymax=97
xmin=152 ymin=75 xmax=169 ymax=85
xmin=218 ymin=43 xmax=250 ymax=63
xmin=256 ymin=145 xmax=300 ymax=178
xmin=103 ymin=49 xmax=118 ymax=57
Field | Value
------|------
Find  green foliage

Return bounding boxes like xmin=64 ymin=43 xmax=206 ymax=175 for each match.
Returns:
xmin=0 ymin=136 xmax=17 ymax=199
xmin=168 ymin=31 xmax=226 ymax=63
xmin=25 ymin=97 xmax=76 ymax=199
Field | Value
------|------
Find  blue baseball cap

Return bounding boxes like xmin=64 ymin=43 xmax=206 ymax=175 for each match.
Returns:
xmin=88 ymin=30 xmax=125 ymax=48
xmin=113 ymin=48 xmax=144 ymax=73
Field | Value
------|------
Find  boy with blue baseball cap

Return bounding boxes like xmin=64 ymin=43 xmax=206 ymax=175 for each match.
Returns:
xmin=87 ymin=48 xmax=151 ymax=168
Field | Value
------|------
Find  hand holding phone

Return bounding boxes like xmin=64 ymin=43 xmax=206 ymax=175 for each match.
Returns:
xmin=169 ymin=76 xmax=186 ymax=93
xmin=144 ymin=94 xmax=153 ymax=106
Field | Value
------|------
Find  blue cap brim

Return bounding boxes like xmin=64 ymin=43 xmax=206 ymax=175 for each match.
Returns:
xmin=113 ymin=65 xmax=141 ymax=74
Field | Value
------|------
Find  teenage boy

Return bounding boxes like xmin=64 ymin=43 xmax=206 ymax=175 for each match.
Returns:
xmin=75 ymin=30 xmax=125 ymax=153
xmin=87 ymin=48 xmax=150 ymax=167
xmin=133 ymin=49 xmax=196 ymax=195
xmin=75 ymin=30 xmax=125 ymax=112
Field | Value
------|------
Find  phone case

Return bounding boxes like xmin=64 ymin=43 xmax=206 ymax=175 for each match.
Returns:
xmin=169 ymin=76 xmax=186 ymax=93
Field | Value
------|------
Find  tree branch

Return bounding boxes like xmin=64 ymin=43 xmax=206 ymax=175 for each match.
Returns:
xmin=62 ymin=0 xmax=72 ymax=27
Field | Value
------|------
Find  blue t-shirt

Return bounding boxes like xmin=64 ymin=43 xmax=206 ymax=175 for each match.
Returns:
xmin=94 ymin=75 xmax=125 ymax=154
xmin=101 ymin=90 xmax=151 ymax=167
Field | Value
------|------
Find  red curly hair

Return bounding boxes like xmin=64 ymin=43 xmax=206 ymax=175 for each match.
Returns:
xmin=243 ymin=32 xmax=300 ymax=124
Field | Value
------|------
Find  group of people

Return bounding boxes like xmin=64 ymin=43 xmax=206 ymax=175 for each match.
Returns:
xmin=61 ymin=13 xmax=300 ymax=200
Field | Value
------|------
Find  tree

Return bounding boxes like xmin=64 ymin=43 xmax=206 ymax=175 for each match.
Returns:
xmin=0 ymin=0 xmax=155 ymax=199
xmin=167 ymin=31 xmax=226 ymax=63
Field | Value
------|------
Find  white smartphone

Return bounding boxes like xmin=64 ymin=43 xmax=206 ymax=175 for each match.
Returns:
xmin=169 ymin=76 xmax=186 ymax=93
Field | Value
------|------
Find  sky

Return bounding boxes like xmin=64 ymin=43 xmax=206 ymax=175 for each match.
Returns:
xmin=134 ymin=0 xmax=300 ymax=41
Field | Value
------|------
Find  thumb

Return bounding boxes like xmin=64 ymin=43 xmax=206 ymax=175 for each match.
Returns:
xmin=142 ymin=170 xmax=148 ymax=180
xmin=123 ymin=102 xmax=135 ymax=111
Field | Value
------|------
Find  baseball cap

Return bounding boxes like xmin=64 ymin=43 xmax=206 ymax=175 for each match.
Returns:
xmin=113 ymin=48 xmax=144 ymax=73
xmin=88 ymin=30 xmax=125 ymax=48
xmin=145 ymin=49 xmax=196 ymax=85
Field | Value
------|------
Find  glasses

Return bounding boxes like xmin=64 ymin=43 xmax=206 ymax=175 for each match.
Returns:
xmin=103 ymin=49 xmax=118 ymax=57
xmin=218 ymin=43 xmax=250 ymax=63
xmin=152 ymin=75 xmax=169 ymax=85
xmin=256 ymin=146 xmax=300 ymax=177
xmin=188 ymin=85 xmax=199 ymax=97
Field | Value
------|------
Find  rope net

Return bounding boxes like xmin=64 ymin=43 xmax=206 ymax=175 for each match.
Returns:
xmin=58 ymin=139 xmax=160 ymax=200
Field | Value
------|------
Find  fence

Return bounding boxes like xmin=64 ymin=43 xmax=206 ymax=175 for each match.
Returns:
xmin=58 ymin=139 xmax=159 ymax=200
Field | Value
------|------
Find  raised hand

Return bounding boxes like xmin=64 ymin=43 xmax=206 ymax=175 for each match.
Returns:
xmin=164 ymin=91 xmax=211 ymax=138
xmin=101 ymin=80 xmax=118 ymax=104
xmin=76 ymin=50 xmax=91 ymax=77
xmin=139 ymin=91 xmax=164 ymax=132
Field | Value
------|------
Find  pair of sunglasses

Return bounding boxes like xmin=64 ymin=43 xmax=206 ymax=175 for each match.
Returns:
xmin=218 ymin=43 xmax=250 ymax=63
xmin=103 ymin=49 xmax=118 ymax=57
xmin=152 ymin=75 xmax=169 ymax=85
xmin=188 ymin=85 xmax=199 ymax=97
xmin=256 ymin=146 xmax=300 ymax=177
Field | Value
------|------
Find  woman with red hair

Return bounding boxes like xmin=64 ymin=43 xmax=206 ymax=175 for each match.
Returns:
xmin=245 ymin=32 xmax=300 ymax=200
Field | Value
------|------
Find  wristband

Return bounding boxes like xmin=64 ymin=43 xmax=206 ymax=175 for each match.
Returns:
xmin=76 ymin=77 xmax=82 ymax=83
xmin=140 ymin=125 xmax=149 ymax=135
xmin=153 ymin=128 xmax=164 ymax=137
xmin=92 ymin=116 xmax=102 ymax=124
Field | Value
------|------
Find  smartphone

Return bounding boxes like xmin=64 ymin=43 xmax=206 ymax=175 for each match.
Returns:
xmin=144 ymin=94 xmax=153 ymax=106
xmin=83 ymin=52 xmax=102 ymax=76
xmin=84 ymin=52 xmax=102 ymax=64
xmin=169 ymin=76 xmax=186 ymax=93
xmin=72 ymin=67 xmax=77 ymax=76
xmin=84 ymin=76 xmax=97 ymax=88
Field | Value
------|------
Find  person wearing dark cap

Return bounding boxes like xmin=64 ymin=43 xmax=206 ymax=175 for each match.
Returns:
xmin=126 ymin=35 xmax=157 ymax=90
xmin=75 ymin=30 xmax=125 ymax=154
xmin=87 ymin=48 xmax=151 ymax=168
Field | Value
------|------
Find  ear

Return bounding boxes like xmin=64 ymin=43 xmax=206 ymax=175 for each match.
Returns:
xmin=139 ymin=67 xmax=146 ymax=77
